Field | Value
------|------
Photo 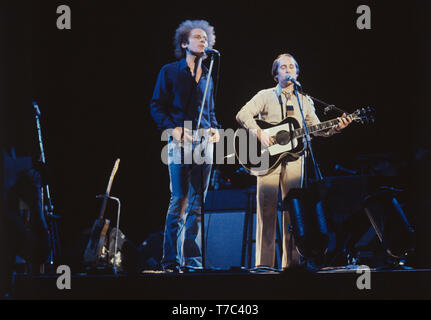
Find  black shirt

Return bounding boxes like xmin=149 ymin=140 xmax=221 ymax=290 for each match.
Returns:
xmin=150 ymin=58 xmax=220 ymax=132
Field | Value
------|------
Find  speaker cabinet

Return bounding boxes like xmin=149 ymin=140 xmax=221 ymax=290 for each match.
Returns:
xmin=203 ymin=210 xmax=248 ymax=269
xmin=201 ymin=210 xmax=283 ymax=270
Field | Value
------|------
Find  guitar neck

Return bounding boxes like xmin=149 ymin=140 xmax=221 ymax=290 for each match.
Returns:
xmin=97 ymin=158 xmax=120 ymax=221
xmin=293 ymin=117 xmax=346 ymax=138
xmin=98 ymin=197 xmax=109 ymax=220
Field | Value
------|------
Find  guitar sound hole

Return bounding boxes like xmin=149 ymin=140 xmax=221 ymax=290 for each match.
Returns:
xmin=275 ymin=130 xmax=291 ymax=145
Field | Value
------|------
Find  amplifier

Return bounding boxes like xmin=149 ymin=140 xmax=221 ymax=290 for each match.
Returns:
xmin=205 ymin=189 xmax=248 ymax=211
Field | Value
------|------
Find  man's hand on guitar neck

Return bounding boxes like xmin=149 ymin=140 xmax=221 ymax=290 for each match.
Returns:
xmin=332 ymin=113 xmax=352 ymax=133
xmin=317 ymin=113 xmax=352 ymax=137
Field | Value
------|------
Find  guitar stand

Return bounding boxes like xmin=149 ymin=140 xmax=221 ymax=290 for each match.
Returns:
xmin=96 ymin=194 xmax=122 ymax=274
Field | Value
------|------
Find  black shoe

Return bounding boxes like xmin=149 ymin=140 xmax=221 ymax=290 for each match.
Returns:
xmin=281 ymin=264 xmax=308 ymax=273
xmin=180 ymin=266 xmax=203 ymax=273
xmin=250 ymin=266 xmax=278 ymax=273
xmin=163 ymin=265 xmax=179 ymax=273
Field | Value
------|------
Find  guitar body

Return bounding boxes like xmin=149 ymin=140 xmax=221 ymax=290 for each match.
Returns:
xmin=234 ymin=107 xmax=375 ymax=176
xmin=234 ymin=117 xmax=304 ymax=176
xmin=257 ymin=117 xmax=304 ymax=155
xmin=83 ymin=218 xmax=110 ymax=264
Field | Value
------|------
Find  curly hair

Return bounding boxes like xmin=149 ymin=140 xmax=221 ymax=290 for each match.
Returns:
xmin=173 ymin=20 xmax=216 ymax=59
xmin=271 ymin=53 xmax=300 ymax=82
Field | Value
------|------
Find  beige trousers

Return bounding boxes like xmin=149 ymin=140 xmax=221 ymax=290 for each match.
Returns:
xmin=255 ymin=157 xmax=304 ymax=269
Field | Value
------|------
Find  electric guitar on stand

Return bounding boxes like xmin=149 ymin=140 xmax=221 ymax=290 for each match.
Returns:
xmin=83 ymin=159 xmax=120 ymax=266
xmin=234 ymin=107 xmax=375 ymax=176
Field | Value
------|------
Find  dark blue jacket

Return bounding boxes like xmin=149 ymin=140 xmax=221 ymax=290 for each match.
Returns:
xmin=150 ymin=58 xmax=220 ymax=131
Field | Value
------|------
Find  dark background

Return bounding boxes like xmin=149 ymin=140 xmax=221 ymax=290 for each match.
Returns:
xmin=2 ymin=1 xmax=430 ymax=265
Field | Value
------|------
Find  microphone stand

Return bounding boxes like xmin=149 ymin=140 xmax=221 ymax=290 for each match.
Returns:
xmin=298 ymin=91 xmax=348 ymax=116
xmin=32 ymin=101 xmax=61 ymax=268
xmin=293 ymin=86 xmax=323 ymax=185
xmin=195 ymin=52 xmax=217 ymax=271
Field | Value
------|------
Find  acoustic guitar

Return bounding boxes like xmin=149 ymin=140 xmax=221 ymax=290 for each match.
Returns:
xmin=234 ymin=108 xmax=375 ymax=176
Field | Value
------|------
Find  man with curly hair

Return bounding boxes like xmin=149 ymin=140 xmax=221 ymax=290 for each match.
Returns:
xmin=150 ymin=20 xmax=220 ymax=273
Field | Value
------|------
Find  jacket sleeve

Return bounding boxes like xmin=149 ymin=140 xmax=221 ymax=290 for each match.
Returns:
xmin=235 ymin=90 xmax=266 ymax=131
xmin=304 ymin=95 xmax=321 ymax=127
xmin=150 ymin=66 xmax=176 ymax=131
xmin=304 ymin=95 xmax=339 ymax=137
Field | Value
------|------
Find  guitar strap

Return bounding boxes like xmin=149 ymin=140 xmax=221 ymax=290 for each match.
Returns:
xmin=277 ymin=94 xmax=285 ymax=120
xmin=277 ymin=92 xmax=297 ymax=156
xmin=277 ymin=92 xmax=295 ymax=120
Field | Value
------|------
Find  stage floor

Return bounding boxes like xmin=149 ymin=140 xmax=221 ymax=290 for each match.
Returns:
xmin=11 ymin=267 xmax=431 ymax=300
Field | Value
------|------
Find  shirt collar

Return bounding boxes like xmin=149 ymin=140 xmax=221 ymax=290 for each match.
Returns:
xmin=179 ymin=57 xmax=209 ymax=75
xmin=179 ymin=58 xmax=188 ymax=70
xmin=275 ymin=83 xmax=294 ymax=98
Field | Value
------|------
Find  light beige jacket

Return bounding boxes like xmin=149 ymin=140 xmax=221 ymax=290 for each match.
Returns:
xmin=236 ymin=84 xmax=323 ymax=132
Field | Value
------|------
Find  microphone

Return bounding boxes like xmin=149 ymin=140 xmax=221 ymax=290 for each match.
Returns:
xmin=286 ymin=75 xmax=302 ymax=87
xmin=32 ymin=101 xmax=41 ymax=116
xmin=204 ymin=48 xmax=220 ymax=56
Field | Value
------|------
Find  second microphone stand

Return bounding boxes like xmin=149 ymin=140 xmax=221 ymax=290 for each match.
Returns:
xmin=32 ymin=101 xmax=61 ymax=268
xmin=194 ymin=51 xmax=218 ymax=271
